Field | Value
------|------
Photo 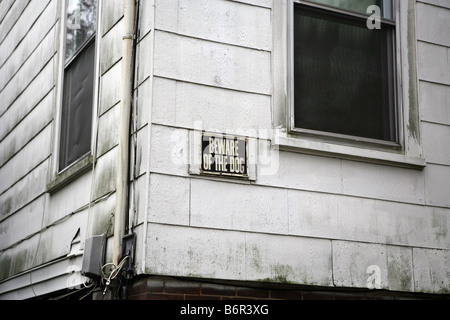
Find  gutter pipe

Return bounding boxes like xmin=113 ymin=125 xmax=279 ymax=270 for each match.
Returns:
xmin=113 ymin=0 xmax=136 ymax=266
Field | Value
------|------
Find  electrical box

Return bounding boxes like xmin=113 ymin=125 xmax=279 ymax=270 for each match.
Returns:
xmin=81 ymin=234 xmax=106 ymax=279
xmin=121 ymin=233 xmax=136 ymax=279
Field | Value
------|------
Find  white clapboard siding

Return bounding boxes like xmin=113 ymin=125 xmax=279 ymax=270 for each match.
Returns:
xmin=0 ymin=0 xmax=16 ymax=26
xmin=151 ymin=77 xmax=272 ymax=133
xmin=0 ymin=124 xmax=51 ymax=195
xmin=0 ymin=26 xmax=56 ymax=116
xmin=416 ymin=2 xmax=450 ymax=47
xmin=99 ymin=60 xmax=122 ymax=116
xmin=0 ymin=195 xmax=45 ymax=252
xmin=155 ymin=0 xmax=271 ymax=51
xmin=417 ymin=41 xmax=450 ymax=85
xmin=190 ymin=178 xmax=289 ymax=234
xmin=101 ymin=0 xmax=123 ymax=36
xmin=421 ymin=122 xmax=450 ymax=166
xmin=146 ymin=223 xmax=333 ymax=286
xmin=150 ymin=124 xmax=190 ymax=178
xmin=0 ymin=0 xmax=29 ymax=43
xmin=153 ymin=31 xmax=271 ymax=95
xmin=0 ymin=0 xmax=50 ymax=66
xmin=100 ymin=19 xmax=123 ymax=76
xmin=0 ymin=0 xmax=56 ymax=91
xmin=96 ymin=104 xmax=120 ymax=158
xmin=0 ymin=59 xmax=54 ymax=141
xmin=0 ymin=89 xmax=53 ymax=168
xmin=0 ymin=159 xmax=49 ymax=220
xmin=148 ymin=173 xmax=191 ymax=226
xmin=419 ymin=81 xmax=450 ymax=126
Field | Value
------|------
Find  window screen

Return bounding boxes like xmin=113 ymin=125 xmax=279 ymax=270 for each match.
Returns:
xmin=293 ymin=2 xmax=397 ymax=143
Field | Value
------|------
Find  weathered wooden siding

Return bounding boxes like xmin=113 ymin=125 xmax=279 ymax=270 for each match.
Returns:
xmin=145 ymin=0 xmax=449 ymax=295
xmin=0 ymin=0 xmax=448 ymax=298
xmin=0 ymin=0 xmax=148 ymax=296
xmin=0 ymin=0 xmax=57 ymax=282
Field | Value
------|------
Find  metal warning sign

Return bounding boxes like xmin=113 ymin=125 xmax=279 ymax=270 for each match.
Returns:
xmin=201 ymin=133 xmax=248 ymax=178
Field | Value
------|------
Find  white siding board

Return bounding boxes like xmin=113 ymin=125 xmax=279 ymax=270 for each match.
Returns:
xmin=96 ymin=104 xmax=119 ymax=158
xmin=288 ymin=190 xmax=449 ymax=249
xmin=0 ymin=89 xmax=53 ymax=167
xmin=138 ymin=0 xmax=154 ymax=38
xmin=0 ymin=0 xmax=16 ymax=25
xmin=45 ymin=170 xmax=92 ymax=227
xmin=387 ymin=246 xmax=415 ymax=292
xmin=0 ymin=233 xmax=41 ymax=280
xmin=129 ymin=125 xmax=149 ymax=178
xmin=0 ymin=59 xmax=54 ymax=140
xmin=422 ymin=122 xmax=450 ymax=166
xmin=153 ymin=31 xmax=271 ymax=95
xmin=244 ymin=233 xmax=332 ymax=286
xmin=150 ymin=124 xmax=190 ymax=177
xmin=0 ymin=124 xmax=51 ymax=195
xmin=417 ymin=41 xmax=450 ymax=85
xmin=155 ymin=0 xmax=271 ymax=50
xmin=101 ymin=0 xmax=123 ymax=36
xmin=136 ymin=31 xmax=153 ymax=86
xmin=0 ymin=0 xmax=50 ymax=66
xmin=257 ymin=151 xmax=343 ymax=194
xmin=190 ymin=179 xmax=289 ymax=234
xmin=0 ymin=0 xmax=57 ymax=91
xmin=419 ymin=81 xmax=450 ymax=126
xmin=146 ymin=224 xmax=332 ymax=285
xmin=100 ymin=19 xmax=123 ymax=75
xmin=0 ymin=195 xmax=45 ymax=251
xmin=92 ymin=147 xmax=117 ymax=201
xmin=0 ymin=0 xmax=30 ymax=49
xmin=341 ymin=160 xmax=425 ymax=204
xmin=99 ymin=61 xmax=121 ymax=116
xmin=332 ymin=241 xmax=389 ymax=289
xmin=413 ymin=248 xmax=450 ymax=293
xmin=85 ymin=191 xmax=116 ymax=237
xmin=417 ymin=0 xmax=450 ymax=9
xmin=0 ymin=159 xmax=49 ymax=220
xmin=152 ymin=77 xmax=272 ymax=133
xmin=134 ymin=77 xmax=151 ymax=130
xmin=424 ymin=164 xmax=450 ymax=207
xmin=146 ymin=224 xmax=247 ymax=279
xmin=416 ymin=3 xmax=450 ymax=47
xmin=230 ymin=0 xmax=272 ymax=8
xmin=148 ymin=173 xmax=190 ymax=226
xmin=34 ymin=210 xmax=88 ymax=266
xmin=0 ymin=26 xmax=56 ymax=115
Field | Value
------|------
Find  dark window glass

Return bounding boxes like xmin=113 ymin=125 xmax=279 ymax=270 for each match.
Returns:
xmin=59 ymin=41 xmax=95 ymax=171
xmin=293 ymin=4 xmax=397 ymax=142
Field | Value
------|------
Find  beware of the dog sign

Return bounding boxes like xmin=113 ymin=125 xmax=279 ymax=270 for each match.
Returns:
xmin=201 ymin=133 xmax=248 ymax=178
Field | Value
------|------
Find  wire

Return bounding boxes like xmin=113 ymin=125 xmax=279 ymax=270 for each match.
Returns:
xmin=101 ymin=255 xmax=129 ymax=282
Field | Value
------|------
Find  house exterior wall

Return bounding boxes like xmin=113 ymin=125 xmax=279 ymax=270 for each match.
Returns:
xmin=0 ymin=0 xmax=448 ymax=299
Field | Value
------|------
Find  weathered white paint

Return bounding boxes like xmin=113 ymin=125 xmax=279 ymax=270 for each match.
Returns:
xmin=152 ymin=77 xmax=272 ymax=133
xmin=155 ymin=0 xmax=272 ymax=51
xmin=1 ymin=0 xmax=449 ymax=298
xmin=153 ymin=31 xmax=271 ymax=95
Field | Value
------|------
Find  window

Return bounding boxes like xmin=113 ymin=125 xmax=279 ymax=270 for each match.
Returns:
xmin=59 ymin=0 xmax=98 ymax=172
xmin=271 ymin=0 xmax=425 ymax=168
xmin=291 ymin=0 xmax=397 ymax=144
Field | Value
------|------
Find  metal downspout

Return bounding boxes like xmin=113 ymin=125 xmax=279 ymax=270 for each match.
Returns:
xmin=113 ymin=0 xmax=136 ymax=266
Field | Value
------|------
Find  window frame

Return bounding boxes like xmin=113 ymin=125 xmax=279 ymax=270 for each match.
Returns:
xmin=47 ymin=0 xmax=101 ymax=193
xmin=272 ymin=0 xmax=425 ymax=169
xmin=289 ymin=0 xmax=400 ymax=147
